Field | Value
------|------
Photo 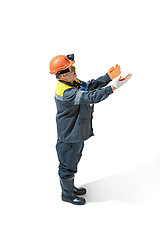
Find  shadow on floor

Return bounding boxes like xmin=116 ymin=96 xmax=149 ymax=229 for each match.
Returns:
xmin=81 ymin=160 xmax=160 ymax=203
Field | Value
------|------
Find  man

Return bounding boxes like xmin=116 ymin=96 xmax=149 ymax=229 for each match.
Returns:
xmin=49 ymin=54 xmax=132 ymax=205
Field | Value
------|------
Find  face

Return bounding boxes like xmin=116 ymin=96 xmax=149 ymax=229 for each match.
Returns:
xmin=60 ymin=66 xmax=77 ymax=83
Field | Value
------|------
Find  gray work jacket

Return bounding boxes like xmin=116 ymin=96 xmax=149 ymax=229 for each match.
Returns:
xmin=55 ymin=73 xmax=113 ymax=143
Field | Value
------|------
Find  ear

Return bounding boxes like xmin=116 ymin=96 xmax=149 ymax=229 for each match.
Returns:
xmin=60 ymin=73 xmax=67 ymax=80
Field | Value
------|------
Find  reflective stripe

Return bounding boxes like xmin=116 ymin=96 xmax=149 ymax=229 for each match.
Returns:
xmin=55 ymin=93 xmax=63 ymax=101
xmin=74 ymin=91 xmax=83 ymax=105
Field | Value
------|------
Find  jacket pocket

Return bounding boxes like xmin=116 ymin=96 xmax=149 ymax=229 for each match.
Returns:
xmin=79 ymin=119 xmax=92 ymax=139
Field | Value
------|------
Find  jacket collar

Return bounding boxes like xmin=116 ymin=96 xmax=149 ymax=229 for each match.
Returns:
xmin=59 ymin=79 xmax=83 ymax=89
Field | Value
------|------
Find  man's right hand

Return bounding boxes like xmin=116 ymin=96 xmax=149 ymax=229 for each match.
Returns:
xmin=108 ymin=64 xmax=121 ymax=80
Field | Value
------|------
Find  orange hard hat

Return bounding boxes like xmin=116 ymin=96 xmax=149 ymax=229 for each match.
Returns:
xmin=49 ymin=55 xmax=75 ymax=74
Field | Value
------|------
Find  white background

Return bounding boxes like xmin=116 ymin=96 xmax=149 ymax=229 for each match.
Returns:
xmin=1 ymin=0 xmax=160 ymax=239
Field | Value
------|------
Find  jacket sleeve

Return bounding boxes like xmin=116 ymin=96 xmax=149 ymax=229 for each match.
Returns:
xmin=87 ymin=73 xmax=112 ymax=90
xmin=63 ymin=85 xmax=113 ymax=105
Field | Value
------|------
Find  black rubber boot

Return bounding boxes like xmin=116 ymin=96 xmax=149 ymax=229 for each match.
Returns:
xmin=60 ymin=178 xmax=86 ymax=205
xmin=73 ymin=186 xmax=86 ymax=195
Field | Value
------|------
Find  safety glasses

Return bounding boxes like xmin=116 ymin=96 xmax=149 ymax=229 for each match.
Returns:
xmin=57 ymin=66 xmax=76 ymax=75
xmin=69 ymin=66 xmax=76 ymax=73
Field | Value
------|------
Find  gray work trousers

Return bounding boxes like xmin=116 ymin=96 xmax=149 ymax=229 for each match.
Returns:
xmin=56 ymin=139 xmax=84 ymax=179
